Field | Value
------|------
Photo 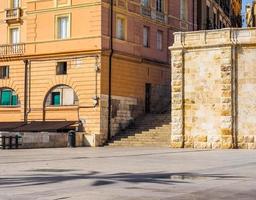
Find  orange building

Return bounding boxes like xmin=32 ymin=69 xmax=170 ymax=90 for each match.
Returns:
xmin=0 ymin=0 xmax=197 ymax=146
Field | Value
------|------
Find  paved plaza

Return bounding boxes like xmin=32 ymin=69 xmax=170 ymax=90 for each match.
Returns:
xmin=0 ymin=147 xmax=256 ymax=200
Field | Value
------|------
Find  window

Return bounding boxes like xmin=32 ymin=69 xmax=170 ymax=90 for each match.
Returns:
xmin=51 ymin=92 xmax=61 ymax=106
xmin=206 ymin=6 xmax=210 ymax=29
xmin=55 ymin=0 xmax=71 ymax=7
xmin=10 ymin=28 xmax=20 ymax=44
xmin=0 ymin=89 xmax=18 ymax=106
xmin=156 ymin=0 xmax=164 ymax=12
xmin=0 ymin=66 xmax=9 ymax=79
xmin=142 ymin=0 xmax=150 ymax=7
xmin=56 ymin=62 xmax=67 ymax=75
xmin=156 ymin=30 xmax=163 ymax=50
xmin=46 ymin=85 xmax=79 ymax=106
xmin=180 ymin=0 xmax=188 ymax=20
xmin=143 ymin=26 xmax=150 ymax=48
xmin=116 ymin=16 xmax=126 ymax=40
xmin=57 ymin=15 xmax=70 ymax=39
xmin=11 ymin=0 xmax=19 ymax=8
xmin=213 ymin=12 xmax=217 ymax=28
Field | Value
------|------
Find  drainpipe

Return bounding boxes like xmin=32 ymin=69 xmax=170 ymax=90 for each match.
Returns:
xmin=192 ymin=0 xmax=195 ymax=30
xmin=181 ymin=33 xmax=185 ymax=148
xmin=231 ymin=29 xmax=238 ymax=149
xmin=23 ymin=60 xmax=29 ymax=123
xmin=107 ymin=0 xmax=114 ymax=140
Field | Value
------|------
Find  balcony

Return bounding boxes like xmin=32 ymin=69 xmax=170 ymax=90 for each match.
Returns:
xmin=141 ymin=6 xmax=151 ymax=17
xmin=0 ymin=44 xmax=25 ymax=57
xmin=4 ymin=8 xmax=22 ymax=23
xmin=156 ymin=11 xmax=164 ymax=22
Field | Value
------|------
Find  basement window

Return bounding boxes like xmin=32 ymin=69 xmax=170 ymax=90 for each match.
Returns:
xmin=0 ymin=66 xmax=9 ymax=79
xmin=56 ymin=62 xmax=67 ymax=75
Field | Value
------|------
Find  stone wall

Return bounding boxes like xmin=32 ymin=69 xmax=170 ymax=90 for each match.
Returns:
xmin=170 ymin=28 xmax=256 ymax=149
xmin=0 ymin=132 xmax=88 ymax=149
xmin=100 ymin=95 xmax=144 ymax=139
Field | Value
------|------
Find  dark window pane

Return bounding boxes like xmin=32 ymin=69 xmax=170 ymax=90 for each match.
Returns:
xmin=52 ymin=92 xmax=61 ymax=106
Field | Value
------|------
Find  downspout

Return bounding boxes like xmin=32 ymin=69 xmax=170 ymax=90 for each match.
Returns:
xmin=181 ymin=33 xmax=185 ymax=148
xmin=107 ymin=0 xmax=114 ymax=140
xmin=192 ymin=0 xmax=195 ymax=30
xmin=23 ymin=60 xmax=29 ymax=123
xmin=231 ymin=29 xmax=238 ymax=149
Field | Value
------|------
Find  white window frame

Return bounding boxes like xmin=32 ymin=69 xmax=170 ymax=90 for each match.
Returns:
xmin=55 ymin=0 xmax=71 ymax=7
xmin=143 ymin=26 xmax=150 ymax=48
xmin=180 ymin=0 xmax=188 ymax=21
xmin=116 ymin=15 xmax=126 ymax=40
xmin=156 ymin=30 xmax=163 ymax=50
xmin=55 ymin=14 xmax=71 ymax=40
xmin=9 ymin=26 xmax=20 ymax=44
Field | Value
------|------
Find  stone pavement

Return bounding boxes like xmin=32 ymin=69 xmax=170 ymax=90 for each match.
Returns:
xmin=0 ymin=147 xmax=256 ymax=200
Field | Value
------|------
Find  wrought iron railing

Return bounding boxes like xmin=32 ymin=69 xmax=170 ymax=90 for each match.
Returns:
xmin=156 ymin=11 xmax=164 ymax=22
xmin=0 ymin=43 xmax=25 ymax=57
xmin=141 ymin=6 xmax=151 ymax=17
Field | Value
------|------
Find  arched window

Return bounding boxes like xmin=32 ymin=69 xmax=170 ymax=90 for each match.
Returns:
xmin=0 ymin=88 xmax=19 ymax=106
xmin=45 ymin=85 xmax=78 ymax=106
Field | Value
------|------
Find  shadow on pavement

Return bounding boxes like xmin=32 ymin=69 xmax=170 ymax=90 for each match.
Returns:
xmin=0 ymin=171 xmax=246 ymax=188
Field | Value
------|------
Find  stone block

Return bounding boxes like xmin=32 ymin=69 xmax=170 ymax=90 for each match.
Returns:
xmin=184 ymin=142 xmax=193 ymax=148
xmin=244 ymin=136 xmax=255 ymax=143
xmin=248 ymin=143 xmax=256 ymax=149
xmin=195 ymin=135 xmax=207 ymax=142
xmin=238 ymin=143 xmax=248 ymax=149
xmin=221 ymin=142 xmax=233 ymax=149
xmin=193 ymin=142 xmax=207 ymax=149
xmin=170 ymin=142 xmax=183 ymax=148
xmin=221 ymin=128 xmax=232 ymax=136
xmin=212 ymin=142 xmax=221 ymax=149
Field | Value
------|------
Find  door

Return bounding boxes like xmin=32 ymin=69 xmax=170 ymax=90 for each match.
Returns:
xmin=145 ymin=83 xmax=151 ymax=113
xmin=10 ymin=28 xmax=20 ymax=44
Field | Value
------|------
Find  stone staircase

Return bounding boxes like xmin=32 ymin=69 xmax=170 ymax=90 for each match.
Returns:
xmin=107 ymin=113 xmax=171 ymax=147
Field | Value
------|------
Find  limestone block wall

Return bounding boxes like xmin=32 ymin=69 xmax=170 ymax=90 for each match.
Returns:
xmin=170 ymin=28 xmax=256 ymax=149
xmin=237 ymin=47 xmax=256 ymax=149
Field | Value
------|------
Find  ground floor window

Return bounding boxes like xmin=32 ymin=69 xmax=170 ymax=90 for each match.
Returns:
xmin=45 ymin=85 xmax=78 ymax=107
xmin=0 ymin=89 xmax=18 ymax=106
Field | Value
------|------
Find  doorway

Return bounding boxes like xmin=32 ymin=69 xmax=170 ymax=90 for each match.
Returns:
xmin=145 ymin=83 xmax=151 ymax=113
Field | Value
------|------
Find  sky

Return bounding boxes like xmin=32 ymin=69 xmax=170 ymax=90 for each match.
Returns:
xmin=242 ymin=0 xmax=254 ymax=26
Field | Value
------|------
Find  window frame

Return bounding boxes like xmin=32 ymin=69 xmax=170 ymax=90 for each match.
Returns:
xmin=55 ymin=13 xmax=71 ymax=40
xmin=156 ymin=0 xmax=164 ymax=13
xmin=156 ymin=30 xmax=163 ymax=51
xmin=143 ymin=26 xmax=150 ymax=48
xmin=0 ymin=66 xmax=10 ymax=79
xmin=116 ymin=15 xmax=127 ymax=41
xmin=9 ymin=26 xmax=20 ymax=44
xmin=56 ymin=61 xmax=68 ymax=75
xmin=0 ymin=89 xmax=19 ymax=107
xmin=180 ymin=0 xmax=188 ymax=21
xmin=54 ymin=0 xmax=71 ymax=7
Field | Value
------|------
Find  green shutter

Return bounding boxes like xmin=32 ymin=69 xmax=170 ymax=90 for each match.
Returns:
xmin=11 ymin=95 xmax=18 ymax=105
xmin=52 ymin=92 xmax=60 ymax=106
xmin=1 ymin=90 xmax=11 ymax=105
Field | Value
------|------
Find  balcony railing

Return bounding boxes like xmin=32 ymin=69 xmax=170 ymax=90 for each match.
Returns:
xmin=0 ymin=44 xmax=25 ymax=57
xmin=156 ymin=11 xmax=164 ymax=22
xmin=5 ymin=8 xmax=22 ymax=23
xmin=141 ymin=6 xmax=151 ymax=17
